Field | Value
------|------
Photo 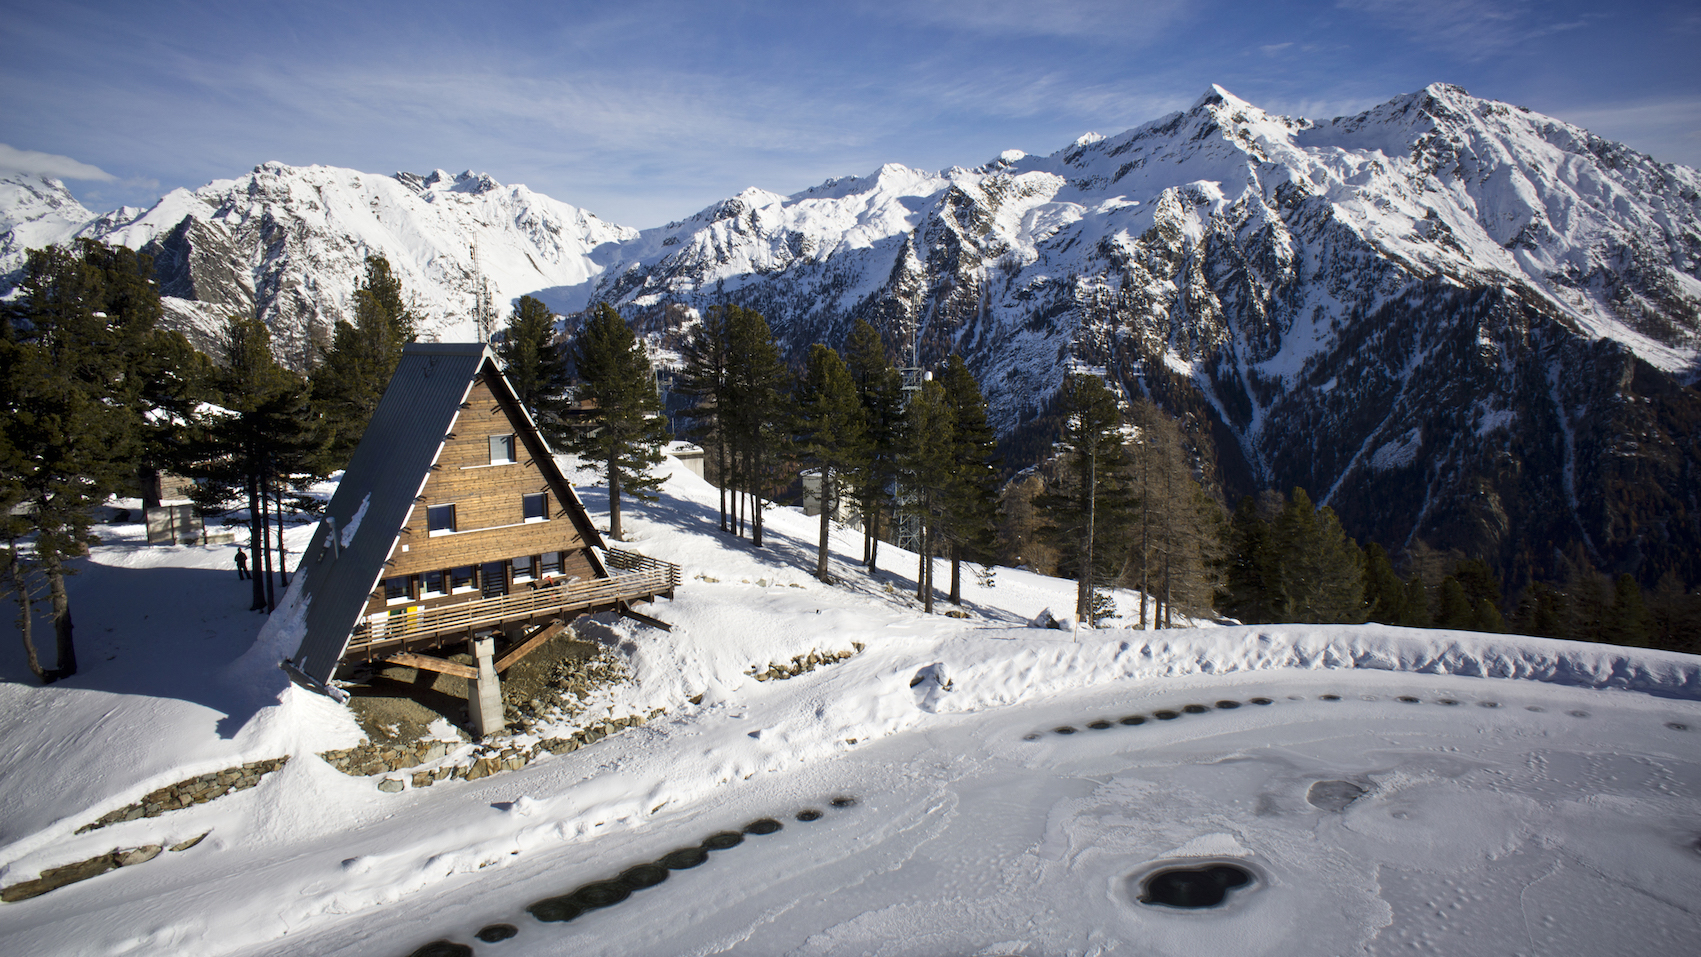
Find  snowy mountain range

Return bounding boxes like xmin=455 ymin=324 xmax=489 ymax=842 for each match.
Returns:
xmin=3 ymin=83 xmax=1699 ymax=585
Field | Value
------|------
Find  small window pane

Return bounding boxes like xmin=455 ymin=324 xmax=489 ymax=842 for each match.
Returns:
xmin=490 ymin=434 xmax=516 ymax=464
xmin=540 ymin=551 xmax=562 ymax=575
xmin=481 ymin=561 xmax=508 ymax=598
xmin=523 ymin=492 xmax=547 ymax=521
xmin=450 ymin=566 xmax=475 ymax=592
xmin=383 ymin=576 xmax=412 ymax=602
xmin=421 ymin=570 xmax=446 ymax=596
xmin=428 ymin=504 xmax=455 ymax=534
xmin=511 ymin=556 xmax=535 ymax=581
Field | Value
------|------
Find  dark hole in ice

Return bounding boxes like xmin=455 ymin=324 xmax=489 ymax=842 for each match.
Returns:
xmin=1477 ymin=701 xmax=1499 ymax=708
xmin=831 ymin=796 xmax=857 ymax=808
xmin=1138 ymin=864 xmax=1253 ymax=908
xmin=475 ymin=924 xmax=518 ymax=943
xmin=796 ymin=809 xmax=823 ymax=822
xmin=1054 ymin=726 xmax=1078 ymax=735
xmin=1154 ymin=710 xmax=1180 ymax=720
xmin=1250 ymin=698 xmax=1273 ymax=706
xmin=1182 ymin=704 xmax=1208 ymax=714
xmin=570 ymin=879 xmax=632 ymax=909
xmin=1397 ymin=696 xmax=1420 ymax=703
xmin=744 ymin=818 xmax=782 ymax=835
xmin=1088 ymin=719 xmax=1113 ymax=730
xmin=618 ymin=863 xmax=669 ymax=889
xmin=526 ymin=895 xmax=584 ymax=922
xmin=702 ymin=831 xmax=745 ymax=851
xmin=1438 ymin=699 xmax=1460 ymax=706
xmin=1022 ymin=732 xmax=1041 ymax=741
xmin=660 ymin=846 xmax=709 ymax=869
xmin=1526 ymin=705 xmax=1545 ymax=712
xmin=1119 ymin=715 xmax=1147 ymax=726
xmin=1568 ymin=710 xmax=1590 ymax=718
xmin=1307 ymin=779 xmax=1367 ymax=812
xmin=1360 ymin=695 xmax=1378 ymax=701
xmin=1667 ymin=722 xmax=1691 ymax=731
xmin=408 ymin=942 xmax=473 ymax=957
xmin=1215 ymin=700 xmax=1240 ymax=709
xmin=1319 ymin=694 xmax=1341 ymax=701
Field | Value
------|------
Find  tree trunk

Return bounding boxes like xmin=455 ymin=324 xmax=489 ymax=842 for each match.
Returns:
xmin=259 ymin=472 xmax=276 ymax=612
xmin=750 ymin=448 xmax=764 ymax=548
xmin=949 ymin=542 xmax=962 ymax=605
xmin=920 ymin=505 xmax=934 ymax=615
xmin=247 ymin=473 xmax=267 ymax=611
xmin=8 ymin=554 xmax=48 ymax=683
xmin=816 ymin=467 xmax=831 ymax=581
xmin=274 ymin=481 xmax=290 ymax=587
xmin=867 ymin=498 xmax=881 ymax=574
xmin=607 ymin=451 xmax=623 ymax=541
xmin=1077 ymin=448 xmax=1096 ymax=623
xmin=716 ymin=434 xmax=728 ymax=532
xmin=48 ymin=561 xmax=76 ymax=680
xmin=138 ymin=464 xmax=162 ymax=510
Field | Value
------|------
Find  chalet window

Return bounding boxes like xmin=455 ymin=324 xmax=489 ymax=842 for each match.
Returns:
xmin=523 ymin=492 xmax=548 ymax=522
xmin=450 ymin=565 xmax=475 ymax=594
xmin=511 ymin=555 xmax=536 ymax=582
xmin=489 ymin=434 xmax=516 ymax=465
xmin=481 ymin=561 xmax=508 ymax=598
xmin=540 ymin=551 xmax=562 ymax=575
xmin=383 ymin=575 xmax=414 ymax=604
xmin=421 ymin=570 xmax=446 ymax=597
xmin=428 ymin=504 xmax=456 ymax=535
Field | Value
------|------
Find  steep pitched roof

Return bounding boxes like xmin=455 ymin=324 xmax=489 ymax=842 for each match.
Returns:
xmin=283 ymin=343 xmax=605 ymax=689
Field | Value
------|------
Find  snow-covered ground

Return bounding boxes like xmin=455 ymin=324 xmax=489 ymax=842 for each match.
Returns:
xmin=2 ymin=455 xmax=1698 ymax=956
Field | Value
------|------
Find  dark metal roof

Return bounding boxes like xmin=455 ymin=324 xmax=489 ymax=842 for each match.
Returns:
xmin=285 ymin=342 xmax=607 ymax=688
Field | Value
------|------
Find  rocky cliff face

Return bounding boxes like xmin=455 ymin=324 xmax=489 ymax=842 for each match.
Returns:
xmin=584 ymin=84 xmax=1701 ymax=585
xmin=2 ymin=164 xmax=636 ymax=363
xmin=4 ymin=84 xmax=1697 ymax=585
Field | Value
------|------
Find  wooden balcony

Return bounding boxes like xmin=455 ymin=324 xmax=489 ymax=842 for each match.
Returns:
xmin=346 ymin=547 xmax=679 ymax=659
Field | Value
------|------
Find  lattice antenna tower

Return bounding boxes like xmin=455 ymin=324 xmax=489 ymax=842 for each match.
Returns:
xmin=470 ymin=242 xmax=496 ymax=344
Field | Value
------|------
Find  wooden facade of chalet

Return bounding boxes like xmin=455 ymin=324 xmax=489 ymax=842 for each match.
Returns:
xmin=281 ymin=343 xmax=676 ymax=709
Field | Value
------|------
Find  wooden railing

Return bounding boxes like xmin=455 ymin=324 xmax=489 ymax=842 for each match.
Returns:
xmin=347 ymin=547 xmax=679 ymax=657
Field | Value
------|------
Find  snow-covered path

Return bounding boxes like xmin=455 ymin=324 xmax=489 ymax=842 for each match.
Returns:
xmin=2 ymin=457 xmax=1698 ymax=956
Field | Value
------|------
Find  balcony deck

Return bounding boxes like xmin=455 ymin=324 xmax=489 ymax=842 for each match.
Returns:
xmin=344 ymin=548 xmax=679 ymax=660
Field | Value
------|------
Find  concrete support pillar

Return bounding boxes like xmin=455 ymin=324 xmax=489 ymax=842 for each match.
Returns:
xmin=466 ymin=636 xmax=503 ymax=739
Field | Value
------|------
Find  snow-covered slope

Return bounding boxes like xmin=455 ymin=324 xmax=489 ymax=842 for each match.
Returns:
xmin=1 ymin=165 xmax=637 ymax=362
xmin=1 ymin=455 xmax=1698 ymax=956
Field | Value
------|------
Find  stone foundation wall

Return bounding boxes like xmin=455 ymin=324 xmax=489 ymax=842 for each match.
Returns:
xmin=75 ymin=757 xmax=290 ymax=834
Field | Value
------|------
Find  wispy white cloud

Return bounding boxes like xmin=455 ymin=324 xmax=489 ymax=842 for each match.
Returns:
xmin=1260 ymin=42 xmax=1294 ymax=55
xmin=1336 ymin=0 xmax=1597 ymax=60
xmin=0 ymin=143 xmax=116 ymax=181
xmin=874 ymin=0 xmax=1198 ymax=44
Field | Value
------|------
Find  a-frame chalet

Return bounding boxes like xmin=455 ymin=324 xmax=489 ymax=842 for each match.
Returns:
xmin=279 ymin=343 xmax=677 ymax=735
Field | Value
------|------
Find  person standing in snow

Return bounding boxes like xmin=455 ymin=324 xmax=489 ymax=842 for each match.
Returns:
xmin=235 ymin=548 xmax=250 ymax=580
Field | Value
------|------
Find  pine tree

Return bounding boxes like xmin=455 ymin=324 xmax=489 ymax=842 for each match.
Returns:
xmin=720 ymin=306 xmax=787 ymax=547
xmin=794 ymin=344 xmax=868 ymax=581
xmin=1363 ymin=543 xmax=1409 ymax=625
xmin=562 ymin=303 xmax=668 ymax=542
xmin=937 ymin=355 xmax=1000 ymax=605
xmin=844 ymin=320 xmax=903 ymax=573
xmin=1269 ymin=488 xmax=1365 ymax=623
xmin=1602 ymin=573 xmax=1652 ymax=646
xmin=898 ymin=378 xmax=955 ymax=613
xmin=1037 ymin=374 xmax=1133 ymax=624
xmin=1220 ymin=494 xmax=1280 ymax=624
xmin=310 ymin=255 xmax=416 ymax=467
xmin=188 ymin=314 xmax=320 ymax=611
xmin=495 ymin=295 xmax=573 ymax=449
xmin=1124 ymin=399 xmax=1220 ymax=627
xmin=0 ymin=241 xmax=165 ymax=681
xmin=676 ymin=306 xmax=733 ymax=531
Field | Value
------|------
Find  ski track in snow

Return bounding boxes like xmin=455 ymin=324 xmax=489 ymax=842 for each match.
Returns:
xmin=0 ymin=454 xmax=1697 ymax=957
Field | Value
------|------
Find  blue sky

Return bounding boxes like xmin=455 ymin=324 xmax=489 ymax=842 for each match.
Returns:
xmin=2 ymin=0 xmax=1696 ymax=228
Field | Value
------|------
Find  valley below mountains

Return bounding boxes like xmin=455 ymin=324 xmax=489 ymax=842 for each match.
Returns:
xmin=4 ymin=82 xmax=1699 ymax=589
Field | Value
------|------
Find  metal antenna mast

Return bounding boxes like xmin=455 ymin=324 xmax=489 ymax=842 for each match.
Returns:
xmin=470 ymin=242 xmax=495 ymax=344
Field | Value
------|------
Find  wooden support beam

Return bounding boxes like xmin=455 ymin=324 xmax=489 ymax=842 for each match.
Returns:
xmin=495 ymin=619 xmax=566 ymax=673
xmin=384 ymin=652 xmax=478 ymax=680
xmin=618 ymin=601 xmax=672 ymax=632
